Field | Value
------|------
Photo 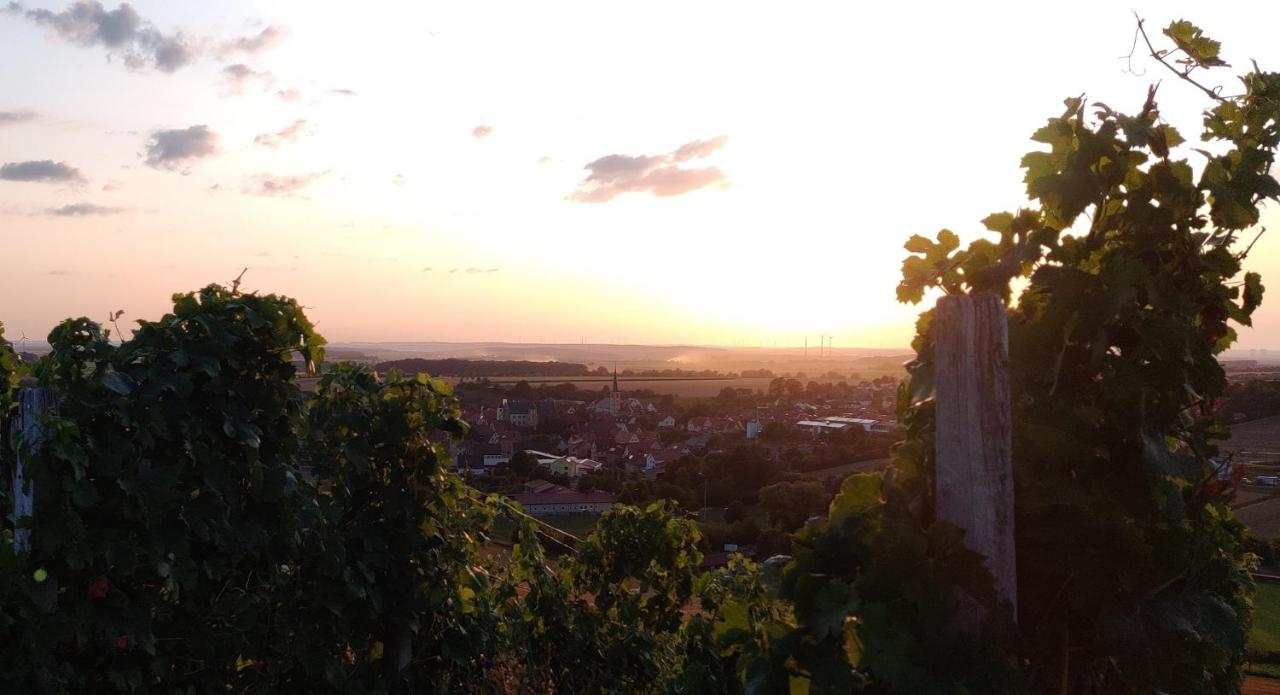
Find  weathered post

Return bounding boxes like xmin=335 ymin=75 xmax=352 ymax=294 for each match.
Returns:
xmin=933 ymin=293 xmax=1016 ymax=617
xmin=12 ymin=385 xmax=57 ymax=554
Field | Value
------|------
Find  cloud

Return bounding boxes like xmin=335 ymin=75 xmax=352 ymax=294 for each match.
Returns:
xmin=422 ymin=266 xmax=432 ymax=272
xmin=242 ymin=170 xmax=331 ymax=197
xmin=462 ymin=267 xmax=499 ymax=274
xmin=673 ymin=135 xmax=729 ymax=162
xmin=275 ymin=87 xmax=302 ymax=102
xmin=569 ymin=135 xmax=729 ymax=203
xmin=326 ymin=88 xmax=357 ymax=97
xmin=472 ymin=124 xmax=493 ymax=139
xmin=253 ymin=119 xmax=311 ymax=148
xmin=9 ymin=1 xmax=198 ymax=73
xmin=0 ymin=110 xmax=38 ymax=126
xmin=101 ymin=178 xmax=123 ymax=191
xmin=143 ymin=125 xmax=218 ymax=170
xmin=222 ymin=63 xmax=274 ymax=94
xmin=0 ymin=159 xmax=84 ymax=183
xmin=47 ymin=202 xmax=123 ymax=216
xmin=220 ymin=24 xmax=283 ymax=55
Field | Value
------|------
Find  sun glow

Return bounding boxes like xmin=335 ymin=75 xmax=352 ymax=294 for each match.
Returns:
xmin=1 ymin=0 xmax=1278 ymax=349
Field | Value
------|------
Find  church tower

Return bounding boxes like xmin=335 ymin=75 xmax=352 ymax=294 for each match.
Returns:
xmin=610 ymin=365 xmax=621 ymax=415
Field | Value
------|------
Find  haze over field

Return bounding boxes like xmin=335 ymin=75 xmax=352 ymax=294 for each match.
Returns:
xmin=2 ymin=1 xmax=1279 ymax=349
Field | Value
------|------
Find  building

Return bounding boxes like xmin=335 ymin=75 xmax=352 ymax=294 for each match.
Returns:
xmin=820 ymin=416 xmax=896 ymax=434
xmin=521 ymin=478 xmax=575 ymax=495
xmin=509 ymin=491 xmax=616 ymax=516
xmin=524 ymin=449 xmax=604 ymax=478
xmin=822 ymin=416 xmax=875 ymax=430
xmin=457 ymin=441 xmax=511 ymax=473
xmin=687 ymin=416 xmax=713 ymax=433
xmin=796 ymin=420 xmax=849 ymax=435
xmin=499 ymin=399 xmax=539 ymax=429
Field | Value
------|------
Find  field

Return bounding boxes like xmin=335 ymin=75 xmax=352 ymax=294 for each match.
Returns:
xmin=331 ymin=341 xmax=913 ymax=389
xmin=1253 ymin=581 xmax=1280 ymax=653
xmin=1223 ymin=417 xmax=1280 ymax=537
xmin=1228 ymin=416 xmax=1280 ymax=460
xmin=470 ymin=376 xmax=778 ymax=398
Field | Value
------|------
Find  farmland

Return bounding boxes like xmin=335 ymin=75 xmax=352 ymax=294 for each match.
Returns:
xmin=458 ymin=375 xmax=777 ymax=398
xmin=1253 ymin=581 xmax=1280 ymax=654
xmin=1228 ymin=416 xmax=1280 ymax=460
xmin=1225 ymin=416 xmax=1280 ymax=537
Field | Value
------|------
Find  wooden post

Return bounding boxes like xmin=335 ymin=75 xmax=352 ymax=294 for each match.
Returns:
xmin=934 ymin=293 xmax=1016 ymax=617
xmin=12 ymin=386 xmax=56 ymax=554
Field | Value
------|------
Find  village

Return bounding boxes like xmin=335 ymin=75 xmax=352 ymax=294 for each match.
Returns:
xmin=446 ymin=369 xmax=900 ymax=562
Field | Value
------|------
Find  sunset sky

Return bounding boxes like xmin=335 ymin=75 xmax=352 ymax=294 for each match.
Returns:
xmin=2 ymin=1 xmax=1279 ymax=348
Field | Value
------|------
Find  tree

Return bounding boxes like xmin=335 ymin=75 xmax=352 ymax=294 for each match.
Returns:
xmin=757 ymin=480 xmax=828 ymax=530
xmin=724 ymin=500 xmax=746 ymax=524
xmin=760 ymin=421 xmax=799 ymax=443
xmin=508 ymin=450 xmax=539 ymax=478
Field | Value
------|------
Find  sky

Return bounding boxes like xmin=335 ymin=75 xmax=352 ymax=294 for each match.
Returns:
xmin=1 ymin=1 xmax=1279 ymax=349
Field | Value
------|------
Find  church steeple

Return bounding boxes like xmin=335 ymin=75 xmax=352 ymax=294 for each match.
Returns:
xmin=610 ymin=364 xmax=621 ymax=415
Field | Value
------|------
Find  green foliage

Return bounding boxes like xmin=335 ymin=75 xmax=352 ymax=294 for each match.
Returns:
xmin=0 ymin=285 xmax=324 ymax=693
xmin=1250 ymin=581 xmax=1280 ymax=655
xmin=260 ymin=364 xmax=501 ymax=691
xmin=708 ymin=17 xmax=1276 ymax=695
xmin=0 ymin=323 xmax=18 ymax=520
xmin=499 ymin=500 xmax=715 ymax=693
xmin=1164 ymin=20 xmax=1228 ymax=68
xmin=681 ymin=556 xmax=794 ymax=694
xmin=879 ymin=19 xmax=1272 ymax=693
xmin=0 ymin=322 xmax=18 ymax=407
xmin=757 ymin=480 xmax=828 ymax=530
xmin=0 ymin=285 xmax=757 ymax=694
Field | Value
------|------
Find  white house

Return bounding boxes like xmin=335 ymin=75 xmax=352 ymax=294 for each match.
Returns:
xmin=796 ymin=420 xmax=849 ymax=435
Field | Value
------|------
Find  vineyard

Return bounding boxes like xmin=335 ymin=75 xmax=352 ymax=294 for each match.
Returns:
xmin=2 ymin=17 xmax=1278 ymax=694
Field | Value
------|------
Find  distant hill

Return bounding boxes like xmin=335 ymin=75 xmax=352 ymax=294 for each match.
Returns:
xmin=375 ymin=358 xmax=592 ymax=378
